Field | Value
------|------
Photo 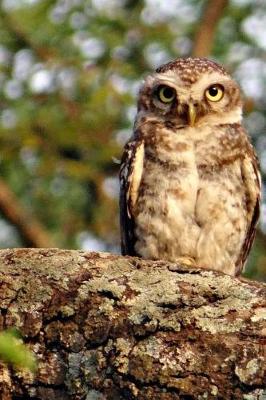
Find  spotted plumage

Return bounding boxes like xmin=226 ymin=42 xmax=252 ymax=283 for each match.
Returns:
xmin=119 ymin=57 xmax=261 ymax=276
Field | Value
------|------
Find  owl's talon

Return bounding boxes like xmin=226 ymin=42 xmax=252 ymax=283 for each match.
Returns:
xmin=175 ymin=257 xmax=196 ymax=267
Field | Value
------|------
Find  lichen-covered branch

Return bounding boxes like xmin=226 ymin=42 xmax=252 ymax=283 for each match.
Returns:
xmin=0 ymin=248 xmax=265 ymax=399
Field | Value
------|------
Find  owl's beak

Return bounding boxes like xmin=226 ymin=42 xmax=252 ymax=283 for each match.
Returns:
xmin=188 ymin=103 xmax=197 ymax=126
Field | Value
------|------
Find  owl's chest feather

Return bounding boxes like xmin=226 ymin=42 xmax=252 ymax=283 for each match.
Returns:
xmin=138 ymin=125 xmax=225 ymax=209
xmin=133 ymin=125 xmax=246 ymax=267
xmin=139 ymin=133 xmax=199 ymax=215
xmin=139 ymin=124 xmax=244 ymax=191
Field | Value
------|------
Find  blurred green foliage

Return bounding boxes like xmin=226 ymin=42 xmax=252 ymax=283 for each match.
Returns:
xmin=0 ymin=0 xmax=265 ymax=280
xmin=0 ymin=329 xmax=37 ymax=372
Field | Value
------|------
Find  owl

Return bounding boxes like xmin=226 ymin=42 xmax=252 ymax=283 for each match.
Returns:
xmin=119 ymin=58 xmax=261 ymax=276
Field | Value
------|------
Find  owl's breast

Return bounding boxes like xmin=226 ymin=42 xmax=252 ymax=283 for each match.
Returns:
xmin=132 ymin=124 xmax=248 ymax=271
xmin=133 ymin=130 xmax=201 ymax=260
xmin=143 ymin=129 xmax=200 ymax=211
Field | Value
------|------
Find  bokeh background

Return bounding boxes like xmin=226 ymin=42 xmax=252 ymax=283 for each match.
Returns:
xmin=0 ymin=0 xmax=265 ymax=281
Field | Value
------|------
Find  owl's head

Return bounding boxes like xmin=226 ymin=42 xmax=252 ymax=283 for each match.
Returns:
xmin=137 ymin=58 xmax=242 ymax=128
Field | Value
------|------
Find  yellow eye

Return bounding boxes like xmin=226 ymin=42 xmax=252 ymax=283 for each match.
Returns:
xmin=157 ymin=85 xmax=176 ymax=103
xmin=205 ymin=84 xmax=224 ymax=102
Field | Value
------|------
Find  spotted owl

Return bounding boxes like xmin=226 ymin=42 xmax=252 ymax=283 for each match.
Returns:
xmin=119 ymin=57 xmax=261 ymax=276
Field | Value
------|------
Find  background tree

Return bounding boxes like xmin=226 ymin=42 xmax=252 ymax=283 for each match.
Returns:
xmin=0 ymin=0 xmax=265 ymax=281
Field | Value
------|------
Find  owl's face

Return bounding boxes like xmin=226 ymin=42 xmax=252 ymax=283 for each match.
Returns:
xmin=137 ymin=58 xmax=242 ymax=128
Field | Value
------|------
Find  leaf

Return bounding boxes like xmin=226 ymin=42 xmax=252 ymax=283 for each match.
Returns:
xmin=0 ymin=329 xmax=37 ymax=373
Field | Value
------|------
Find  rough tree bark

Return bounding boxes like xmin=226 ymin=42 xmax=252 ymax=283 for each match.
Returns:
xmin=0 ymin=248 xmax=265 ymax=400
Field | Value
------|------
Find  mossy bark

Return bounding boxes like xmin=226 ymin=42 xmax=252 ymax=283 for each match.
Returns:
xmin=0 ymin=248 xmax=265 ymax=399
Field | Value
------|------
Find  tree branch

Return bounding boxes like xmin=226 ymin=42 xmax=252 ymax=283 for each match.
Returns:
xmin=0 ymin=249 xmax=265 ymax=399
xmin=192 ymin=0 xmax=228 ymax=57
xmin=0 ymin=180 xmax=54 ymax=248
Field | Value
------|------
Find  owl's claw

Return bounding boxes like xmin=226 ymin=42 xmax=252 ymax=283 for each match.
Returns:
xmin=174 ymin=257 xmax=196 ymax=267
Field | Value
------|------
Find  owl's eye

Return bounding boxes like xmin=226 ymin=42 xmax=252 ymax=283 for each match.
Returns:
xmin=205 ymin=84 xmax=224 ymax=102
xmin=157 ymin=85 xmax=176 ymax=103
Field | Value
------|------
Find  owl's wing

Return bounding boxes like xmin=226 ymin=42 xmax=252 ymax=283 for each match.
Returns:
xmin=236 ymin=147 xmax=261 ymax=274
xmin=119 ymin=138 xmax=145 ymax=255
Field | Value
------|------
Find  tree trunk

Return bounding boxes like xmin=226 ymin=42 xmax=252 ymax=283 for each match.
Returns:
xmin=0 ymin=248 xmax=265 ymax=400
